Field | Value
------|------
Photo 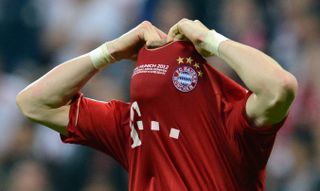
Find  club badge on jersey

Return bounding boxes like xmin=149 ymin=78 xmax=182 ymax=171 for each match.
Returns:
xmin=172 ymin=66 xmax=198 ymax=92
xmin=172 ymin=56 xmax=203 ymax=92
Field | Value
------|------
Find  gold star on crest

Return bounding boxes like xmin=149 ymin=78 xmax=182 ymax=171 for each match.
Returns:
xmin=177 ymin=57 xmax=184 ymax=64
xmin=198 ymin=70 xmax=203 ymax=77
xmin=186 ymin=57 xmax=193 ymax=64
xmin=194 ymin=63 xmax=200 ymax=69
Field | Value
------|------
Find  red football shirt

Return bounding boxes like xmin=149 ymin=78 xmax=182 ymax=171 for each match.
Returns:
xmin=62 ymin=41 xmax=283 ymax=191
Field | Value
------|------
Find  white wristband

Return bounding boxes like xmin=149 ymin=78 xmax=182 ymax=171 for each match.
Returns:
xmin=203 ymin=30 xmax=229 ymax=57
xmin=89 ymin=43 xmax=116 ymax=69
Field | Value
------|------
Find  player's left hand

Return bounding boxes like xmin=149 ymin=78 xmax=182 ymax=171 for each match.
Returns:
xmin=167 ymin=19 xmax=213 ymax=57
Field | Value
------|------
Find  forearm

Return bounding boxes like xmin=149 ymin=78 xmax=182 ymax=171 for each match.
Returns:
xmin=17 ymin=54 xmax=98 ymax=108
xmin=218 ymin=40 xmax=292 ymax=96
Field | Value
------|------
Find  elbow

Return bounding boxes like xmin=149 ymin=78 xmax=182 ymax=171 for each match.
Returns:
xmin=16 ymin=90 xmax=40 ymax=120
xmin=273 ymin=71 xmax=298 ymax=105
xmin=16 ymin=90 xmax=31 ymax=118
xmin=281 ymin=72 xmax=298 ymax=99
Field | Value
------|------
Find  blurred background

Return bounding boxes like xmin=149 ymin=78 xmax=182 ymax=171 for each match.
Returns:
xmin=0 ymin=0 xmax=319 ymax=190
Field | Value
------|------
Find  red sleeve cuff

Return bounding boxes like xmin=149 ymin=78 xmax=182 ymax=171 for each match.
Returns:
xmin=60 ymin=92 xmax=83 ymax=143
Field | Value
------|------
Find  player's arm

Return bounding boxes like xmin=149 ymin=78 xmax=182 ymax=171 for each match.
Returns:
xmin=217 ymin=40 xmax=297 ymax=126
xmin=168 ymin=19 xmax=298 ymax=127
xmin=16 ymin=55 xmax=96 ymax=135
xmin=16 ymin=21 xmax=167 ymax=135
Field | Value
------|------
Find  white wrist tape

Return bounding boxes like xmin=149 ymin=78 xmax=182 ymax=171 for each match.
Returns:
xmin=203 ymin=30 xmax=229 ymax=57
xmin=89 ymin=43 xmax=115 ymax=69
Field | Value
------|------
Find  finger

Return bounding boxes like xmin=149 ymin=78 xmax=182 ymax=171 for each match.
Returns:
xmin=146 ymin=26 xmax=167 ymax=48
xmin=167 ymin=19 xmax=192 ymax=42
xmin=167 ymin=23 xmax=179 ymax=42
xmin=174 ymin=34 xmax=189 ymax=41
xmin=193 ymin=20 xmax=207 ymax=29
xmin=144 ymin=26 xmax=163 ymax=47
xmin=137 ymin=21 xmax=161 ymax=43
xmin=176 ymin=19 xmax=209 ymax=45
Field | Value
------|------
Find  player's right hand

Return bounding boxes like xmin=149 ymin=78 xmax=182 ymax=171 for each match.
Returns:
xmin=167 ymin=19 xmax=214 ymax=57
xmin=107 ymin=21 xmax=167 ymax=61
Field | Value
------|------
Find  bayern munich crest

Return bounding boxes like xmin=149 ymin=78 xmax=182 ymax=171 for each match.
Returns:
xmin=172 ymin=66 xmax=198 ymax=92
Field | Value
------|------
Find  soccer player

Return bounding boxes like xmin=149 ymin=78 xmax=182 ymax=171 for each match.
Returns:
xmin=16 ymin=19 xmax=298 ymax=190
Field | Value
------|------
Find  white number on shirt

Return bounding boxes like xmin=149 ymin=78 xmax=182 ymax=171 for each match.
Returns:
xmin=130 ymin=101 xmax=142 ymax=148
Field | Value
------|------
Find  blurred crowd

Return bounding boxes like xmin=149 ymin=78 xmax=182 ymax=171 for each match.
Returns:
xmin=0 ymin=0 xmax=319 ymax=190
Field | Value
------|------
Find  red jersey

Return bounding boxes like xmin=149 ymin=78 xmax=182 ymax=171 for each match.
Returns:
xmin=62 ymin=41 xmax=283 ymax=191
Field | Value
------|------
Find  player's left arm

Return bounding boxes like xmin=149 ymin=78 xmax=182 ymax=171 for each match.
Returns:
xmin=218 ymin=40 xmax=297 ymax=127
xmin=168 ymin=19 xmax=298 ymax=127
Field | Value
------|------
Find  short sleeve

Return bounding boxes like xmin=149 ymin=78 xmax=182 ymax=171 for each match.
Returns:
xmin=226 ymin=91 xmax=286 ymax=168
xmin=61 ymin=93 xmax=130 ymax=168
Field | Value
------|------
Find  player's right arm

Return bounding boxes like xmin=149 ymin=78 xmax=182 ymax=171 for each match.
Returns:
xmin=16 ymin=21 xmax=166 ymax=136
xmin=167 ymin=19 xmax=297 ymax=127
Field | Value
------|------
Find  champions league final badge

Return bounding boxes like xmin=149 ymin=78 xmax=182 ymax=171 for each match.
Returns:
xmin=172 ymin=56 xmax=203 ymax=92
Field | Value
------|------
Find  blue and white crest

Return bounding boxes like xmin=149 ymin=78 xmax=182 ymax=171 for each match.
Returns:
xmin=172 ymin=66 xmax=198 ymax=92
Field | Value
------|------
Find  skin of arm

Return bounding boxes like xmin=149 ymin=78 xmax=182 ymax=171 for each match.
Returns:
xmin=16 ymin=21 xmax=167 ymax=135
xmin=168 ymin=19 xmax=298 ymax=127
xmin=16 ymin=55 xmax=97 ymax=135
